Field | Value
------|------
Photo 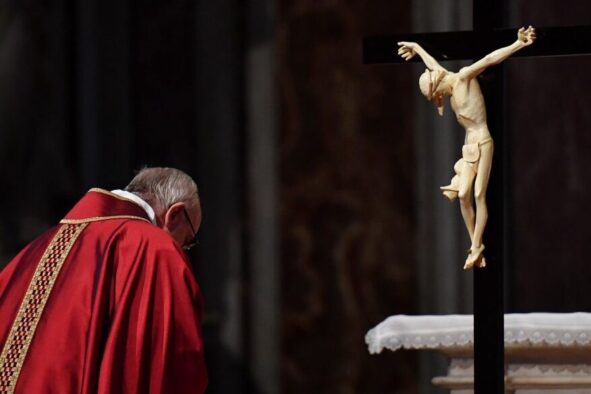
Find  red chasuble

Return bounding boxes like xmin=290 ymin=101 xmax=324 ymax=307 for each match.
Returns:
xmin=0 ymin=189 xmax=207 ymax=394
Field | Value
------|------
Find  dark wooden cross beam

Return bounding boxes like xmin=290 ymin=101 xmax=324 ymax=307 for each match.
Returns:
xmin=363 ymin=25 xmax=591 ymax=65
xmin=363 ymin=3 xmax=591 ymax=393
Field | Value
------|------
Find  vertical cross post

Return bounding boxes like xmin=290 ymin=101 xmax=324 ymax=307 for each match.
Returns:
xmin=473 ymin=1 xmax=505 ymax=392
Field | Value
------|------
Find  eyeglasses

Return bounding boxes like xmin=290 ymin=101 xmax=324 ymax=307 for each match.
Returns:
xmin=182 ymin=207 xmax=199 ymax=251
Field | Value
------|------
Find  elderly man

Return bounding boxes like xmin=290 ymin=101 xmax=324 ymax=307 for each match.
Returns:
xmin=0 ymin=167 xmax=207 ymax=393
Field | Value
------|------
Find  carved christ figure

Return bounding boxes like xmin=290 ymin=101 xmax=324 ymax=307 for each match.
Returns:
xmin=398 ymin=26 xmax=536 ymax=269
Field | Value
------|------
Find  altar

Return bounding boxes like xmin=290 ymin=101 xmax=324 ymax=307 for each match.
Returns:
xmin=366 ymin=314 xmax=591 ymax=393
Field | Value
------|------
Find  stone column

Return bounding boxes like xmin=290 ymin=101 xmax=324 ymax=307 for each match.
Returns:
xmin=245 ymin=1 xmax=280 ymax=393
xmin=194 ymin=1 xmax=245 ymax=393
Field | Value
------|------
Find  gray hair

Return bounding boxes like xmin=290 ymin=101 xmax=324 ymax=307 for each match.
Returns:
xmin=125 ymin=167 xmax=200 ymax=214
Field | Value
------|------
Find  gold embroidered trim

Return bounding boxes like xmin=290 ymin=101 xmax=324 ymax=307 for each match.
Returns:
xmin=60 ymin=215 xmax=151 ymax=224
xmin=0 ymin=223 xmax=88 ymax=394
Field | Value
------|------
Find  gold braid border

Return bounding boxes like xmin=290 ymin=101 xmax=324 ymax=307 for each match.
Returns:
xmin=0 ymin=223 xmax=88 ymax=394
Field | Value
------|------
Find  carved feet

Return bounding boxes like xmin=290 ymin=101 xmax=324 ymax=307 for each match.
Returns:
xmin=464 ymin=244 xmax=486 ymax=270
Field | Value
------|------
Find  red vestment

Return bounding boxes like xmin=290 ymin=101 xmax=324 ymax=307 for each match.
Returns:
xmin=0 ymin=189 xmax=207 ymax=393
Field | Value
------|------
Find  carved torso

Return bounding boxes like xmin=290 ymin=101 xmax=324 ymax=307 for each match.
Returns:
xmin=449 ymin=75 xmax=491 ymax=144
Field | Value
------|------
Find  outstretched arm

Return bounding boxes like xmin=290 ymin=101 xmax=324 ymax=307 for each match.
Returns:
xmin=458 ymin=26 xmax=536 ymax=80
xmin=397 ymin=41 xmax=447 ymax=72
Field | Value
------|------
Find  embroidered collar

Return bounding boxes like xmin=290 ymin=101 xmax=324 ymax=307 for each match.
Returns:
xmin=60 ymin=188 xmax=152 ymax=224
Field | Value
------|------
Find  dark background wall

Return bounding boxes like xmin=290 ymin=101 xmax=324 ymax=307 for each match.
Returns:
xmin=0 ymin=1 xmax=247 ymax=393
xmin=507 ymin=1 xmax=591 ymax=312
xmin=277 ymin=2 xmax=418 ymax=393
xmin=1 ymin=0 xmax=591 ymax=393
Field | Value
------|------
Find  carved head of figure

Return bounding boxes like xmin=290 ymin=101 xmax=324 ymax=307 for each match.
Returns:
xmin=419 ymin=68 xmax=448 ymax=116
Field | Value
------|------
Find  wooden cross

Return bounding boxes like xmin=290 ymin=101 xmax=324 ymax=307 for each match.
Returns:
xmin=363 ymin=2 xmax=591 ymax=392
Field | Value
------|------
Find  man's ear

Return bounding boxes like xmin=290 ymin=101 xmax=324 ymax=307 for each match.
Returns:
xmin=163 ymin=202 xmax=185 ymax=229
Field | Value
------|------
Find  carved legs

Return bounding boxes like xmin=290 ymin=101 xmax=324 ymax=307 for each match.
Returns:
xmin=458 ymin=141 xmax=494 ymax=270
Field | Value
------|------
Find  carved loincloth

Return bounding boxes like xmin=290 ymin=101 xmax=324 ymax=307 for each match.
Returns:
xmin=461 ymin=137 xmax=493 ymax=174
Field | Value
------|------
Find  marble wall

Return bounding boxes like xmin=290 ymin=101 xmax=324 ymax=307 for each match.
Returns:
xmin=278 ymin=2 xmax=419 ymax=393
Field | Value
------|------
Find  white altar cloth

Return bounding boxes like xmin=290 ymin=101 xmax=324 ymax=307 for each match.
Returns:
xmin=366 ymin=313 xmax=591 ymax=393
xmin=366 ymin=313 xmax=591 ymax=354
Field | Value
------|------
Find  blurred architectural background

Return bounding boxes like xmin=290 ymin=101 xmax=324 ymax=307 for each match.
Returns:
xmin=1 ymin=1 xmax=591 ymax=393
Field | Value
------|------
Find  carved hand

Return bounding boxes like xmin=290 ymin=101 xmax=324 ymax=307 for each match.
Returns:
xmin=397 ymin=41 xmax=418 ymax=61
xmin=517 ymin=26 xmax=536 ymax=46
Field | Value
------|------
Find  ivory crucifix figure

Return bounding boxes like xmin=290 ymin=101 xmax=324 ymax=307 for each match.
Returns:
xmin=398 ymin=26 xmax=536 ymax=269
